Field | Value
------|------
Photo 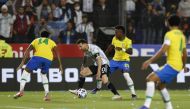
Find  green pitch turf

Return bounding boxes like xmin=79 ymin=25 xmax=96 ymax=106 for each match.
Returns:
xmin=0 ymin=90 xmax=189 ymax=109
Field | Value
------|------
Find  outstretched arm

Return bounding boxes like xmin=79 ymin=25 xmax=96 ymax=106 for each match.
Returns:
xmin=105 ymin=44 xmax=114 ymax=56
xmin=17 ymin=45 xmax=34 ymax=71
xmin=96 ymin=56 xmax=102 ymax=80
xmin=182 ymin=47 xmax=188 ymax=72
xmin=81 ymin=55 xmax=87 ymax=71
xmin=53 ymin=46 xmax=63 ymax=74
xmin=141 ymin=44 xmax=169 ymax=70
xmin=115 ymin=47 xmax=133 ymax=54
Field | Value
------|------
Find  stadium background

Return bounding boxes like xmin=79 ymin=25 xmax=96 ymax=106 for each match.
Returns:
xmin=0 ymin=1 xmax=190 ymax=109
xmin=0 ymin=0 xmax=190 ymax=90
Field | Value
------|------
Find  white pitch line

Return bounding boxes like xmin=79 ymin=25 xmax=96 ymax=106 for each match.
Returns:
xmin=0 ymin=106 xmax=39 ymax=109
xmin=0 ymin=106 xmax=69 ymax=109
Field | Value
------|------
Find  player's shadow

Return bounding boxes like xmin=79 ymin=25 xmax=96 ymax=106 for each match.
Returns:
xmin=121 ymin=97 xmax=144 ymax=101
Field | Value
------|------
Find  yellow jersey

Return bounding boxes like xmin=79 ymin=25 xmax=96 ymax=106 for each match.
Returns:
xmin=31 ymin=38 xmax=56 ymax=61
xmin=112 ymin=36 xmax=132 ymax=61
xmin=164 ymin=29 xmax=186 ymax=71
xmin=0 ymin=40 xmax=13 ymax=58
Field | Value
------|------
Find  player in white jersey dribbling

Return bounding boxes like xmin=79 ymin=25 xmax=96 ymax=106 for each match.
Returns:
xmin=69 ymin=39 xmax=122 ymax=100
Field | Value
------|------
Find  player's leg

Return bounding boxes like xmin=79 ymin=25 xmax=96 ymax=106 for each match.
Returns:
xmin=41 ymin=59 xmax=52 ymax=101
xmin=69 ymin=66 xmax=94 ymax=95
xmin=14 ymin=57 xmax=39 ymax=99
xmin=157 ymin=83 xmax=173 ymax=109
xmin=13 ymin=68 xmax=31 ymax=99
xmin=78 ymin=66 xmax=94 ymax=88
xmin=101 ymin=74 xmax=121 ymax=100
xmin=41 ymin=72 xmax=50 ymax=101
xmin=19 ymin=68 xmax=31 ymax=92
xmin=91 ymin=60 xmax=117 ymax=94
xmin=139 ymin=72 xmax=160 ymax=109
xmin=101 ymin=64 xmax=121 ymax=100
xmin=140 ymin=64 xmax=178 ymax=109
xmin=155 ymin=65 xmax=178 ymax=109
xmin=121 ymin=61 xmax=137 ymax=99
xmin=91 ymin=80 xmax=102 ymax=94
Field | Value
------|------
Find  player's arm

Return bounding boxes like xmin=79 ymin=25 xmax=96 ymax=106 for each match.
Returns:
xmin=17 ymin=44 xmax=34 ymax=71
xmin=182 ymin=47 xmax=187 ymax=72
xmin=123 ymin=48 xmax=132 ymax=54
xmin=81 ymin=55 xmax=87 ymax=70
xmin=95 ymin=54 xmax=102 ymax=80
xmin=125 ymin=40 xmax=133 ymax=54
xmin=142 ymin=44 xmax=169 ymax=70
xmin=83 ymin=55 xmax=88 ymax=66
xmin=53 ymin=46 xmax=63 ymax=74
xmin=105 ymin=44 xmax=114 ymax=56
xmin=182 ymin=36 xmax=188 ymax=72
xmin=115 ymin=47 xmax=133 ymax=54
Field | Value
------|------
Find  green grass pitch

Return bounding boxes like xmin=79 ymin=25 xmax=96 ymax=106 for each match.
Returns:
xmin=0 ymin=90 xmax=189 ymax=109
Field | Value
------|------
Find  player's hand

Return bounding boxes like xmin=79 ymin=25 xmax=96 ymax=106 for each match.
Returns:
xmin=184 ymin=67 xmax=189 ymax=73
xmin=115 ymin=47 xmax=122 ymax=51
xmin=141 ymin=60 xmax=151 ymax=70
xmin=59 ymin=65 xmax=63 ymax=74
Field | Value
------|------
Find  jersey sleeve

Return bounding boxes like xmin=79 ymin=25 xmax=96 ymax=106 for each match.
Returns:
xmin=31 ymin=39 xmax=37 ymax=48
xmin=51 ymin=40 xmax=57 ymax=49
xmin=163 ymin=32 xmax=171 ymax=45
xmin=92 ymin=47 xmax=100 ymax=58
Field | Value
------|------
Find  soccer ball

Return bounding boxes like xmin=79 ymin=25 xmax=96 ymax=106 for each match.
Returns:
xmin=77 ymin=88 xmax=87 ymax=98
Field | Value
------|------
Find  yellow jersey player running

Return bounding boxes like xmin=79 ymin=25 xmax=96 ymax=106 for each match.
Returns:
xmin=139 ymin=15 xmax=187 ymax=109
xmin=13 ymin=30 xmax=63 ymax=101
xmin=91 ymin=25 xmax=137 ymax=99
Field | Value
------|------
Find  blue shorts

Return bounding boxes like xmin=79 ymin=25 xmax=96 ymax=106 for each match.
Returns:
xmin=26 ymin=56 xmax=52 ymax=74
xmin=110 ymin=60 xmax=130 ymax=74
xmin=155 ymin=64 xmax=178 ymax=84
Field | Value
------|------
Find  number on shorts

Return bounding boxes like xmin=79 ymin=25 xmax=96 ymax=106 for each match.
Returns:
xmin=101 ymin=66 xmax=107 ymax=74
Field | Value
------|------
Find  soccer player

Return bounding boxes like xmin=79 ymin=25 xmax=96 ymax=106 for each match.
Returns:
xmin=139 ymin=15 xmax=187 ymax=109
xmin=91 ymin=25 xmax=137 ymax=99
xmin=0 ymin=36 xmax=13 ymax=58
xmin=13 ymin=30 xmax=63 ymax=101
xmin=69 ymin=39 xmax=122 ymax=100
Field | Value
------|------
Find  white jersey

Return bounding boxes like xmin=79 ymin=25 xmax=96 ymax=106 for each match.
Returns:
xmin=0 ymin=14 xmax=14 ymax=38
xmin=85 ymin=44 xmax=109 ymax=66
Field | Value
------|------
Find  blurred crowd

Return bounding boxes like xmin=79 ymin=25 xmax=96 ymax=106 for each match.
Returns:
xmin=126 ymin=0 xmax=190 ymax=44
xmin=0 ymin=0 xmax=190 ymax=45
xmin=0 ymin=0 xmax=118 ymax=45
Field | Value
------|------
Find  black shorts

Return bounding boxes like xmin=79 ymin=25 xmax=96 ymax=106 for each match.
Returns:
xmin=89 ymin=64 xmax=110 ymax=77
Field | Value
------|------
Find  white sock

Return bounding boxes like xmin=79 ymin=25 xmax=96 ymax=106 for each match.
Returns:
xmin=41 ymin=74 xmax=49 ymax=95
xmin=97 ymin=80 xmax=102 ymax=89
xmin=123 ymin=73 xmax=136 ymax=95
xmin=160 ymin=88 xmax=173 ymax=109
xmin=20 ymin=70 xmax=30 ymax=92
xmin=144 ymin=81 xmax=155 ymax=108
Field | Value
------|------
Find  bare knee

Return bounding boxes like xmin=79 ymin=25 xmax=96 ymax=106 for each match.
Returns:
xmin=146 ymin=72 xmax=160 ymax=82
xmin=146 ymin=77 xmax=152 ymax=82
xmin=102 ymin=79 xmax=108 ymax=84
xmin=80 ymin=71 xmax=86 ymax=77
xmin=101 ymin=75 xmax=108 ymax=84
